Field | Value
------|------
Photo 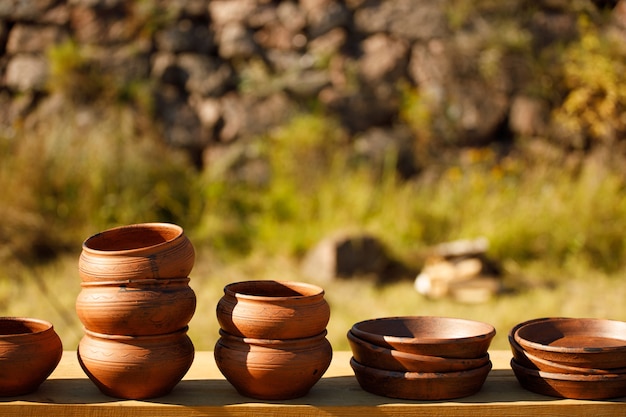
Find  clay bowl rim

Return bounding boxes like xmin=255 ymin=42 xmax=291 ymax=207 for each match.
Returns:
xmin=350 ymin=356 xmax=493 ymax=379
xmin=83 ymin=325 xmax=189 ymax=341
xmin=514 ymin=317 xmax=626 ymax=355
xmin=223 ymin=280 xmax=325 ymax=301
xmin=218 ymin=328 xmax=327 ymax=348
xmin=350 ymin=316 xmax=496 ymax=355
xmin=80 ymin=277 xmax=191 ymax=288
xmin=510 ymin=358 xmax=626 ymax=382
xmin=82 ymin=222 xmax=185 ymax=255
xmin=509 ymin=318 xmax=626 ymax=375
xmin=347 ymin=330 xmax=490 ymax=372
xmin=0 ymin=317 xmax=55 ymax=338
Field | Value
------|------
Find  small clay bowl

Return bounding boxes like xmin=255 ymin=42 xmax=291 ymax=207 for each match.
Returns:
xmin=514 ymin=317 xmax=626 ymax=369
xmin=79 ymin=222 xmax=195 ymax=282
xmin=216 ymin=280 xmax=330 ymax=339
xmin=351 ymin=316 xmax=495 ymax=359
xmin=0 ymin=317 xmax=63 ymax=396
xmin=511 ymin=359 xmax=626 ymax=400
xmin=350 ymin=357 xmax=492 ymax=400
xmin=347 ymin=330 xmax=490 ymax=373
xmin=509 ymin=320 xmax=626 ymax=375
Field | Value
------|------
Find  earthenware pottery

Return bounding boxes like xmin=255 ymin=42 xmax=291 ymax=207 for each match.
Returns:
xmin=514 ymin=317 xmax=626 ymax=369
xmin=214 ymin=329 xmax=333 ymax=400
xmin=510 ymin=359 xmax=626 ymax=399
xmin=77 ymin=326 xmax=194 ymax=399
xmin=0 ymin=317 xmax=63 ymax=396
xmin=350 ymin=316 xmax=496 ymax=359
xmin=76 ymin=278 xmax=196 ymax=336
xmin=347 ymin=330 xmax=490 ymax=373
xmin=350 ymin=357 xmax=492 ymax=400
xmin=216 ymin=280 xmax=330 ymax=339
xmin=509 ymin=319 xmax=626 ymax=375
xmin=79 ymin=223 xmax=195 ymax=282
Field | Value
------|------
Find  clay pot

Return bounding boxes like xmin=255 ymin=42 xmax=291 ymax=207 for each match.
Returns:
xmin=347 ymin=330 xmax=490 ymax=373
xmin=511 ymin=359 xmax=626 ymax=399
xmin=514 ymin=317 xmax=626 ymax=369
xmin=76 ymin=278 xmax=196 ymax=335
xmin=0 ymin=317 xmax=63 ymax=396
xmin=508 ymin=319 xmax=626 ymax=375
xmin=78 ymin=327 xmax=194 ymax=399
xmin=216 ymin=280 xmax=330 ymax=339
xmin=351 ymin=316 xmax=495 ymax=359
xmin=350 ymin=357 xmax=492 ymax=400
xmin=214 ymin=329 xmax=333 ymax=400
xmin=79 ymin=223 xmax=195 ymax=282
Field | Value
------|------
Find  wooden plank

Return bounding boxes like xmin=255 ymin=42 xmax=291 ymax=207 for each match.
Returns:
xmin=0 ymin=351 xmax=624 ymax=417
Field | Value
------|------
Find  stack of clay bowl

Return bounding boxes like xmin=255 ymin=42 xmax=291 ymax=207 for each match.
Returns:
xmin=214 ymin=280 xmax=333 ymax=400
xmin=348 ymin=316 xmax=495 ymax=400
xmin=510 ymin=317 xmax=626 ymax=400
xmin=75 ymin=223 xmax=196 ymax=399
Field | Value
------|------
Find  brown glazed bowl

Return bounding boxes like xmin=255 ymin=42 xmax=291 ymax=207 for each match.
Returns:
xmin=77 ymin=327 xmax=194 ymax=399
xmin=0 ymin=317 xmax=63 ymax=396
xmin=214 ymin=329 xmax=332 ymax=400
xmin=76 ymin=278 xmax=197 ymax=335
xmin=514 ymin=317 xmax=626 ymax=369
xmin=216 ymin=280 xmax=330 ymax=339
xmin=350 ymin=357 xmax=492 ymax=400
xmin=79 ymin=223 xmax=195 ymax=282
xmin=347 ymin=330 xmax=490 ymax=373
xmin=509 ymin=319 xmax=626 ymax=375
xmin=511 ymin=359 xmax=626 ymax=399
xmin=351 ymin=316 xmax=495 ymax=359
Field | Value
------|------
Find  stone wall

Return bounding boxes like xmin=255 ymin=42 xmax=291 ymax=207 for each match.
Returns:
xmin=1 ymin=0 xmax=623 ymax=172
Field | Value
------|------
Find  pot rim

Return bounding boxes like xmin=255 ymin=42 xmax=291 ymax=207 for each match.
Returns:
xmin=80 ymin=277 xmax=191 ymax=288
xmin=223 ymin=280 xmax=325 ymax=300
xmin=83 ymin=326 xmax=189 ymax=341
xmin=0 ymin=317 xmax=54 ymax=337
xmin=82 ymin=222 xmax=185 ymax=255
xmin=218 ymin=328 xmax=328 ymax=346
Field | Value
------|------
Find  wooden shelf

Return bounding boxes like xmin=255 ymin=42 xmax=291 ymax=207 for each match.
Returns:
xmin=1 ymin=350 xmax=625 ymax=416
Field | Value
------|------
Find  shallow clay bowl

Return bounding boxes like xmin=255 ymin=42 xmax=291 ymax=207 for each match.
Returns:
xmin=347 ymin=330 xmax=490 ymax=373
xmin=511 ymin=359 xmax=626 ymax=400
xmin=350 ymin=357 xmax=492 ymax=400
xmin=514 ymin=317 xmax=626 ymax=369
xmin=509 ymin=319 xmax=626 ymax=375
xmin=351 ymin=316 xmax=495 ymax=358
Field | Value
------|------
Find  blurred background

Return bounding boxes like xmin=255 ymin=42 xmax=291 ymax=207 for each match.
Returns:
xmin=2 ymin=0 xmax=626 ymax=352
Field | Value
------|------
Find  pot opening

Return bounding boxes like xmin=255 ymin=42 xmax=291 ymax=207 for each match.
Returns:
xmin=0 ymin=318 xmax=50 ymax=335
xmin=84 ymin=223 xmax=182 ymax=252
xmin=226 ymin=280 xmax=323 ymax=298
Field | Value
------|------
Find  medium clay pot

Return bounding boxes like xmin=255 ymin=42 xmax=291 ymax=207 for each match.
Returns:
xmin=79 ymin=223 xmax=195 ymax=282
xmin=76 ymin=278 xmax=196 ymax=336
xmin=0 ymin=317 xmax=63 ymax=396
xmin=78 ymin=327 xmax=194 ymax=399
xmin=214 ymin=329 xmax=333 ymax=400
xmin=216 ymin=280 xmax=330 ymax=339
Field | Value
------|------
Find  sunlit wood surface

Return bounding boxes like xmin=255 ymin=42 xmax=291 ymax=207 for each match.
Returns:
xmin=1 ymin=350 xmax=625 ymax=416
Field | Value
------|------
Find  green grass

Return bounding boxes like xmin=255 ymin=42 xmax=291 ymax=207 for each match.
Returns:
xmin=3 ymin=108 xmax=626 ymax=354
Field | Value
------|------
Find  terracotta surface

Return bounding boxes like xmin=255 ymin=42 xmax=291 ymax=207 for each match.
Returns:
xmin=76 ymin=278 xmax=196 ymax=336
xmin=350 ymin=357 xmax=492 ymax=400
xmin=214 ymin=329 xmax=332 ymax=400
xmin=0 ymin=317 xmax=63 ymax=396
xmin=350 ymin=316 xmax=495 ymax=358
xmin=514 ymin=317 xmax=626 ymax=369
xmin=347 ymin=330 xmax=490 ymax=373
xmin=510 ymin=358 xmax=626 ymax=399
xmin=79 ymin=223 xmax=195 ymax=282
xmin=216 ymin=280 xmax=330 ymax=339
xmin=77 ymin=327 xmax=194 ymax=399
